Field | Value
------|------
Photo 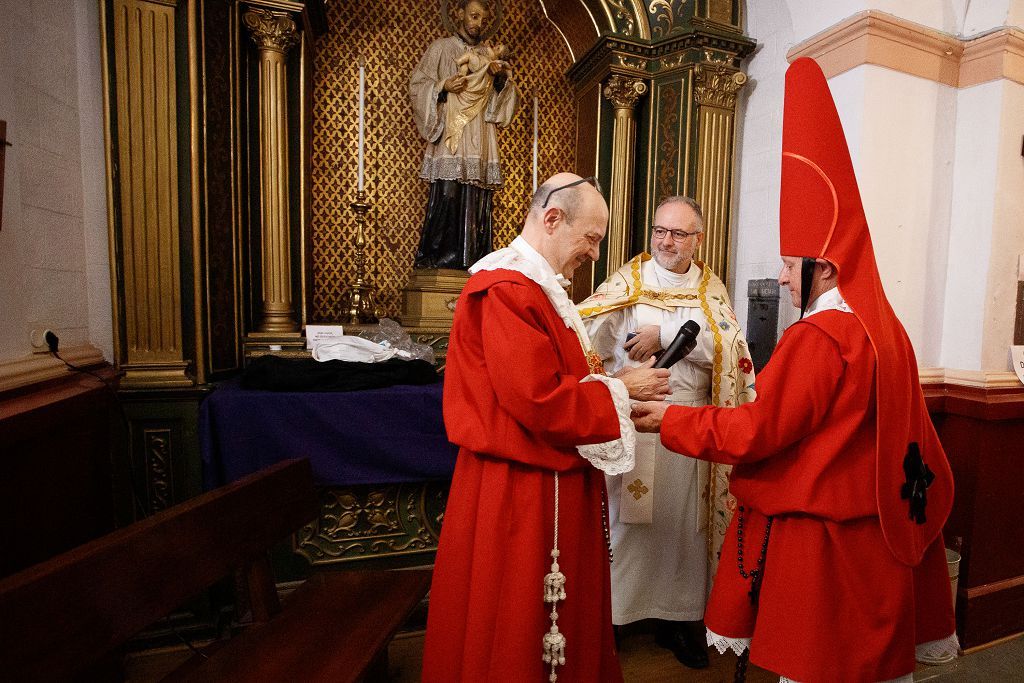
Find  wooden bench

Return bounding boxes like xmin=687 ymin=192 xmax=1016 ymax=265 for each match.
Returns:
xmin=0 ymin=458 xmax=431 ymax=682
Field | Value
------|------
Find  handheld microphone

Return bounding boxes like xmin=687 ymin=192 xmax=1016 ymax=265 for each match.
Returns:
xmin=653 ymin=320 xmax=701 ymax=369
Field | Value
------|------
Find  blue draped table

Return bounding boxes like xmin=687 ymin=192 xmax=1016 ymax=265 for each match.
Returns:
xmin=199 ymin=379 xmax=458 ymax=489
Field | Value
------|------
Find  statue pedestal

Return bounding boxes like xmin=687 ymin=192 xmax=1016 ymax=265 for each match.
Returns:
xmin=401 ymin=269 xmax=470 ymax=370
xmin=243 ymin=331 xmax=307 ymax=362
xmin=400 ymin=268 xmax=470 ymax=330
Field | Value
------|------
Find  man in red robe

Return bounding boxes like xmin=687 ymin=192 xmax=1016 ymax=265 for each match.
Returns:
xmin=422 ymin=173 xmax=670 ymax=682
xmin=631 ymin=59 xmax=958 ymax=682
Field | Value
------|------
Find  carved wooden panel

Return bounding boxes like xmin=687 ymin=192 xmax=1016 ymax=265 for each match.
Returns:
xmin=293 ymin=482 xmax=448 ymax=564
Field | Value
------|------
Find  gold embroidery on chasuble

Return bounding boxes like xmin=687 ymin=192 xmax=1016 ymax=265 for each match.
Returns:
xmin=628 ymin=478 xmax=649 ymax=500
xmin=577 ymin=253 xmax=759 ymax=576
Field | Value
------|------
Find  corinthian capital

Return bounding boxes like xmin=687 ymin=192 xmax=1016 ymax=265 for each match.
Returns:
xmin=243 ymin=8 xmax=299 ymax=53
xmin=603 ymin=75 xmax=647 ymax=110
xmin=693 ymin=61 xmax=748 ymax=109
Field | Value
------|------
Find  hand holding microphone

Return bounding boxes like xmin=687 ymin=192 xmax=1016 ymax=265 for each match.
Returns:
xmin=653 ymin=320 xmax=701 ymax=369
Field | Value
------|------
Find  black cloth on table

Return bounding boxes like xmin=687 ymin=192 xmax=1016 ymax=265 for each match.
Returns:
xmin=240 ymin=355 xmax=439 ymax=392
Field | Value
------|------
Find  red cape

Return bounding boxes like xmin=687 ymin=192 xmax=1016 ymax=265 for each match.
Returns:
xmin=780 ymin=58 xmax=953 ymax=566
xmin=422 ymin=269 xmax=622 ymax=682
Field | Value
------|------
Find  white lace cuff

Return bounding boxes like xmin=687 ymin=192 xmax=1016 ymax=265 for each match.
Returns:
xmin=706 ymin=627 xmax=750 ymax=656
xmin=915 ymin=632 xmax=959 ymax=665
xmin=576 ymin=374 xmax=636 ymax=475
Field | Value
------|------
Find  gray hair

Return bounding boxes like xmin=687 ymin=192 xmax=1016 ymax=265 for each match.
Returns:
xmin=530 ymin=179 xmax=585 ymax=224
xmin=656 ymin=195 xmax=705 ymax=232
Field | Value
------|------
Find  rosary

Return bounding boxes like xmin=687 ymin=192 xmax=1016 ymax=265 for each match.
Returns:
xmin=735 ymin=506 xmax=773 ymax=606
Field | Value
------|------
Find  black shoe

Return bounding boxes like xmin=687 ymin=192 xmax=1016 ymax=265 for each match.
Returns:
xmin=654 ymin=621 xmax=710 ymax=670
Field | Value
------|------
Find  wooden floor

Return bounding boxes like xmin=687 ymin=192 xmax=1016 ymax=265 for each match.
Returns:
xmin=386 ymin=629 xmax=778 ymax=682
xmin=126 ymin=627 xmax=1024 ymax=682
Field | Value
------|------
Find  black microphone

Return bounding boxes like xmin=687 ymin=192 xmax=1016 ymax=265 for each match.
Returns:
xmin=653 ymin=320 xmax=701 ymax=369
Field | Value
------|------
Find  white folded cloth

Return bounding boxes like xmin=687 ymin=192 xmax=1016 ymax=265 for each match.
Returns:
xmin=311 ymin=336 xmax=409 ymax=363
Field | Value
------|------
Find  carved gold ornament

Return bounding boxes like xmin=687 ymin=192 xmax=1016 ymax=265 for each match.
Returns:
xmin=694 ymin=60 xmax=748 ymax=109
xmin=603 ymin=74 xmax=648 ymax=109
xmin=242 ymin=9 xmax=299 ymax=53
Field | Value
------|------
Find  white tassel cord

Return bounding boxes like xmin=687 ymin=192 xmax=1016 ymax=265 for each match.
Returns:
xmin=542 ymin=472 xmax=566 ymax=682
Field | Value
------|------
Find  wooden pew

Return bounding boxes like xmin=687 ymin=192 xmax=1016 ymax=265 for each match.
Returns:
xmin=0 ymin=458 xmax=431 ymax=682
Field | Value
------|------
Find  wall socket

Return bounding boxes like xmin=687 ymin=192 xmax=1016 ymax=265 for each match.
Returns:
xmin=30 ymin=328 xmax=54 ymax=354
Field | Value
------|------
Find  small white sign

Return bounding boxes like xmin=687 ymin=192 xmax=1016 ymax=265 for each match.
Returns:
xmin=1011 ymin=346 xmax=1024 ymax=385
xmin=305 ymin=324 xmax=345 ymax=350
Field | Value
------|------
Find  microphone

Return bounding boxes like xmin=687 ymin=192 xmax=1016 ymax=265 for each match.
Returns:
xmin=653 ymin=320 xmax=701 ymax=369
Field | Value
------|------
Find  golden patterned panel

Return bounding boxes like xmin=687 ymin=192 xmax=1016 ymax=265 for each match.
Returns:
xmin=311 ymin=0 xmax=577 ymax=320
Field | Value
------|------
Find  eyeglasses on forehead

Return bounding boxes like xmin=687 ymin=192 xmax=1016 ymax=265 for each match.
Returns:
xmin=541 ymin=176 xmax=603 ymax=209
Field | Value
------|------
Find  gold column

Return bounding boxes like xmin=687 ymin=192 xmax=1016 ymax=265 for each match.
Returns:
xmin=111 ymin=0 xmax=190 ymax=387
xmin=244 ymin=8 xmax=300 ymax=333
xmin=603 ymin=75 xmax=647 ymax=273
xmin=692 ymin=54 xmax=747 ymax=280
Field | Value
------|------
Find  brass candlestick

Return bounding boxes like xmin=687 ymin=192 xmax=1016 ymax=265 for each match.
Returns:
xmin=341 ymin=190 xmax=379 ymax=324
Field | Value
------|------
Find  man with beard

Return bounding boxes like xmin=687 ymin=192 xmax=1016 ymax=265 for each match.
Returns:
xmin=578 ymin=196 xmax=756 ymax=669
xmin=409 ymin=0 xmax=518 ymax=269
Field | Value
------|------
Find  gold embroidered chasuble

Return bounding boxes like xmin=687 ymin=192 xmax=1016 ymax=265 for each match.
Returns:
xmin=578 ymin=254 xmax=757 ymax=574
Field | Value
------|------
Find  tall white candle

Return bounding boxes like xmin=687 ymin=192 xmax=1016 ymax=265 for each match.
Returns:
xmin=532 ymin=96 xmax=539 ymax=193
xmin=357 ymin=55 xmax=365 ymax=192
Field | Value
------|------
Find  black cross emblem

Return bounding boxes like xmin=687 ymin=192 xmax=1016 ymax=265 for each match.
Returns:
xmin=900 ymin=442 xmax=935 ymax=525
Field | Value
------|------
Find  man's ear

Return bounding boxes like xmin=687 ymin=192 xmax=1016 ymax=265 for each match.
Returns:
xmin=542 ymin=207 xmax=562 ymax=234
xmin=815 ymin=258 xmax=836 ymax=279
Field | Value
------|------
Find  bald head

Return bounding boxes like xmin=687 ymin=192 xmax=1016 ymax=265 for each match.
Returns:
xmin=522 ymin=173 xmax=608 ymax=278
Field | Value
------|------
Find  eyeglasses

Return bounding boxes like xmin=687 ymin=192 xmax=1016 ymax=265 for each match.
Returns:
xmin=651 ymin=226 xmax=701 ymax=241
xmin=541 ymin=176 xmax=603 ymax=209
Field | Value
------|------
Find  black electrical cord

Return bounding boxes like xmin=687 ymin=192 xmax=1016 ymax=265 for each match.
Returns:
xmin=46 ymin=331 xmax=147 ymax=520
xmin=46 ymin=331 xmax=209 ymax=659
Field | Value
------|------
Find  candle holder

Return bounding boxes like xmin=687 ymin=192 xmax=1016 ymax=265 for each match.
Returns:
xmin=341 ymin=190 xmax=379 ymax=325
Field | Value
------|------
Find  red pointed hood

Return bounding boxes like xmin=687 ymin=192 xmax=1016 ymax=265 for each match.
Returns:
xmin=780 ymin=57 xmax=953 ymax=566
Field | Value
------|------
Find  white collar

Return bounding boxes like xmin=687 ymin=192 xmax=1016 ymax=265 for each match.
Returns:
xmin=803 ymin=286 xmax=852 ymax=318
xmin=468 ymin=239 xmax=636 ymax=477
xmin=650 ymin=258 xmax=698 ymax=288
xmin=509 ymin=236 xmax=571 ymax=288
xmin=469 ymin=238 xmax=572 ymax=318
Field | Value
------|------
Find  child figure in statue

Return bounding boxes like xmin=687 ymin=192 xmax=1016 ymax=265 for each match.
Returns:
xmin=445 ymin=40 xmax=509 ymax=154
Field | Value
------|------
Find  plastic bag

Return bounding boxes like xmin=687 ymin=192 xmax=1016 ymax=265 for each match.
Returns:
xmin=356 ymin=318 xmax=436 ymax=365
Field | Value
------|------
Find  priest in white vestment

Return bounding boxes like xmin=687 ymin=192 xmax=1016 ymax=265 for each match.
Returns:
xmin=579 ymin=196 xmax=756 ymax=669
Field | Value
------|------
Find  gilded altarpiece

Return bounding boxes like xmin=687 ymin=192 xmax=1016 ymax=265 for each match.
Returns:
xmin=309 ymin=0 xmax=577 ymax=320
xmin=566 ymin=0 xmax=753 ymax=287
xmin=99 ymin=0 xmax=754 ymax=572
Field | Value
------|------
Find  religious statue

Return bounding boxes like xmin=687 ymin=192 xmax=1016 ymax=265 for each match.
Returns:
xmin=409 ymin=0 xmax=518 ymax=270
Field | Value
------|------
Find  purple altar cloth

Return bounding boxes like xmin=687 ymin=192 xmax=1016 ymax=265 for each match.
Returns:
xmin=199 ymin=379 xmax=458 ymax=488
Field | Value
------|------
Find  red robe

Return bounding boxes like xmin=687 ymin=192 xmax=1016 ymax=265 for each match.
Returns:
xmin=661 ymin=311 xmax=955 ymax=683
xmin=422 ymin=269 xmax=623 ymax=682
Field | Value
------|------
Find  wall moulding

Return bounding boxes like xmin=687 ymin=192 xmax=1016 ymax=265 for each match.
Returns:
xmin=787 ymin=10 xmax=1024 ymax=89
xmin=567 ymin=33 xmax=754 ymax=96
xmin=0 ymin=345 xmax=107 ymax=394
xmin=919 ymin=367 xmax=1022 ymax=390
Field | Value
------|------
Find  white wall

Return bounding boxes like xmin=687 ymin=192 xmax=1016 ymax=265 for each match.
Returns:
xmin=733 ymin=0 xmax=1021 ymax=372
xmin=0 ymin=0 xmax=111 ymax=363
xmin=981 ymin=79 xmax=1024 ymax=370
